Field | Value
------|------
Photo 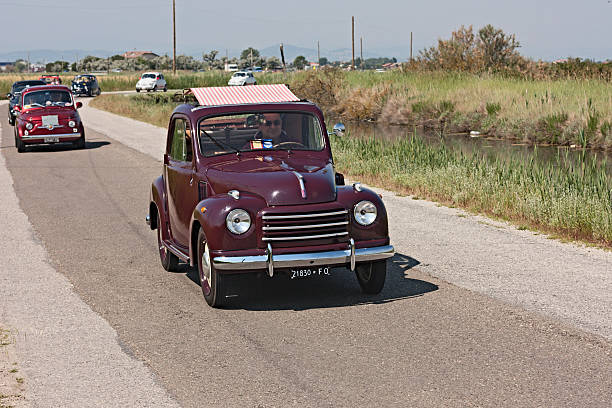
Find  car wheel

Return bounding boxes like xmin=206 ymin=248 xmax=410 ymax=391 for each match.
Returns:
xmin=8 ymin=115 xmax=14 ymax=126
xmin=136 ymin=89 xmax=140 ymax=93
xmin=355 ymin=260 xmax=387 ymax=294
xmin=15 ymin=131 xmax=25 ymax=153
xmin=197 ymin=229 xmax=226 ymax=307
xmin=163 ymin=86 xmax=167 ymax=92
xmin=157 ymin=213 xmax=179 ymax=272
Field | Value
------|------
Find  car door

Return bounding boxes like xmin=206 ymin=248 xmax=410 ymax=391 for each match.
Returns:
xmin=164 ymin=116 xmax=197 ymax=248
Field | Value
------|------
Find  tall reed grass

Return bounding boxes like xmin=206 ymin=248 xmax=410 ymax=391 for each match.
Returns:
xmin=331 ymin=131 xmax=612 ymax=246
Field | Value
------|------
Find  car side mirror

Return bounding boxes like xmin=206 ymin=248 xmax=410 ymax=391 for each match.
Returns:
xmin=13 ymin=105 xmax=21 ymax=112
xmin=335 ymin=172 xmax=345 ymax=186
xmin=332 ymin=123 xmax=345 ymax=136
xmin=76 ymin=102 xmax=82 ymax=109
xmin=6 ymin=93 xmax=11 ymax=99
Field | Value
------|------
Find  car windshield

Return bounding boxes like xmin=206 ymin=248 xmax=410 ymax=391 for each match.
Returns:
xmin=233 ymin=72 xmax=245 ymax=77
xmin=74 ymin=76 xmax=92 ymax=82
xmin=142 ymin=73 xmax=156 ymax=79
xmin=198 ymin=111 xmax=324 ymax=157
xmin=23 ymin=90 xmax=72 ymax=107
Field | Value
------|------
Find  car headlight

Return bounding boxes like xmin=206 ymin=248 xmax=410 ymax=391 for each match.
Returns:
xmin=68 ymin=120 xmax=76 ymax=127
xmin=25 ymin=122 xmax=34 ymax=130
xmin=354 ymin=200 xmax=377 ymax=226
xmin=226 ymin=209 xmax=251 ymax=234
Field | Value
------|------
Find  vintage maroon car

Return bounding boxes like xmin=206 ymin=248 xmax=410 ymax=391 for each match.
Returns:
xmin=147 ymin=84 xmax=394 ymax=307
xmin=13 ymin=85 xmax=85 ymax=152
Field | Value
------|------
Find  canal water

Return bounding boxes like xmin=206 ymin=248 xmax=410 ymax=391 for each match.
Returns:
xmin=341 ymin=122 xmax=612 ymax=176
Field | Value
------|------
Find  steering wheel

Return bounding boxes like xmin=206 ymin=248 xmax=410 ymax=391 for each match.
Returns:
xmin=274 ymin=141 xmax=305 ymax=149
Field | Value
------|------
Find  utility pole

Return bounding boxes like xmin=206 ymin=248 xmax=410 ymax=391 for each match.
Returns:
xmin=410 ymin=31 xmax=413 ymax=62
xmin=317 ymin=40 xmax=320 ymax=65
xmin=172 ymin=0 xmax=176 ymax=74
xmin=351 ymin=16 xmax=355 ymax=70
xmin=360 ymin=37 xmax=363 ymax=70
xmin=27 ymin=52 xmax=30 ymax=73
xmin=250 ymin=48 xmax=253 ymax=69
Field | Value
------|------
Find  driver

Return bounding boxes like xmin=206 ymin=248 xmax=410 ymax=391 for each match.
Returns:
xmin=255 ymin=113 xmax=288 ymax=145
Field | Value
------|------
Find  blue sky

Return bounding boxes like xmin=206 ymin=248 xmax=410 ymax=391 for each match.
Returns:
xmin=1 ymin=0 xmax=611 ymax=61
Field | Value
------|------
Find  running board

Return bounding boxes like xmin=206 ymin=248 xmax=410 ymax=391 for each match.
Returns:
xmin=163 ymin=240 xmax=190 ymax=263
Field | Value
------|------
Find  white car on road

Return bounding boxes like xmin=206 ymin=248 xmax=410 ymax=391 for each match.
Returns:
xmin=136 ymin=72 xmax=167 ymax=92
xmin=227 ymin=71 xmax=257 ymax=86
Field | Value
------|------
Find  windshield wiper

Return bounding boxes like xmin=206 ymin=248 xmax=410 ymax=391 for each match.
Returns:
xmin=27 ymin=103 xmax=45 ymax=108
xmin=201 ymin=130 xmax=241 ymax=155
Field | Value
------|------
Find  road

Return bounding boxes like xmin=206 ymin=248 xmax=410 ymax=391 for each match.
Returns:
xmin=0 ymin=99 xmax=610 ymax=407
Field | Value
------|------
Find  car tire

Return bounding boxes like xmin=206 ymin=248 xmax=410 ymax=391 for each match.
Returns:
xmin=157 ymin=213 xmax=179 ymax=271
xmin=136 ymin=89 xmax=140 ymax=93
xmin=73 ymin=134 xmax=85 ymax=149
xmin=15 ymin=131 xmax=25 ymax=153
xmin=197 ymin=228 xmax=226 ymax=307
xmin=355 ymin=260 xmax=387 ymax=294
xmin=163 ymin=86 xmax=167 ymax=92
xmin=8 ymin=115 xmax=14 ymax=126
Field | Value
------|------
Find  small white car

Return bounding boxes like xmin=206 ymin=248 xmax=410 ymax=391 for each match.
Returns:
xmin=136 ymin=72 xmax=167 ymax=92
xmin=227 ymin=71 xmax=257 ymax=86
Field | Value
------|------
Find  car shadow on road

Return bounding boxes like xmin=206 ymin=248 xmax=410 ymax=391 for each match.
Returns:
xmin=21 ymin=140 xmax=111 ymax=153
xmin=185 ymin=252 xmax=438 ymax=311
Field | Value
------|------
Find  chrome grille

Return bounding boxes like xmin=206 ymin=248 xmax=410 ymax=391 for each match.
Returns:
xmin=261 ymin=208 xmax=349 ymax=247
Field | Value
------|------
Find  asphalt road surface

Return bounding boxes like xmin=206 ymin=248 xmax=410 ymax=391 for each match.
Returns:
xmin=1 ymin=101 xmax=610 ymax=407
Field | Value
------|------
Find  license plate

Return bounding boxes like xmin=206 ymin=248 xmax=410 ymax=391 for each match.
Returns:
xmin=290 ymin=266 xmax=331 ymax=279
xmin=44 ymin=136 xmax=59 ymax=143
xmin=42 ymin=115 xmax=59 ymax=127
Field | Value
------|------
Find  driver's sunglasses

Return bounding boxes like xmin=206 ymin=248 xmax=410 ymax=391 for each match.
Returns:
xmin=264 ymin=119 xmax=282 ymax=127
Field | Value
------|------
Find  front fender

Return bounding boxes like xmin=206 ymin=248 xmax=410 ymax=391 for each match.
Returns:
xmin=337 ymin=185 xmax=389 ymax=243
xmin=149 ymin=175 xmax=166 ymax=233
xmin=189 ymin=193 xmax=267 ymax=265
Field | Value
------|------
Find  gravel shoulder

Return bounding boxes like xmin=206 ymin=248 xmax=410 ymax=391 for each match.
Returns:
xmin=0 ymin=101 xmax=180 ymax=407
xmin=79 ymin=97 xmax=612 ymax=340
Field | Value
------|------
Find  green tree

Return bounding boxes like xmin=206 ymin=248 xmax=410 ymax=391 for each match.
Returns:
xmin=202 ymin=50 xmax=219 ymax=67
xmin=240 ymin=47 xmax=260 ymax=61
xmin=478 ymin=24 xmax=521 ymax=70
xmin=318 ymin=57 xmax=328 ymax=66
xmin=293 ymin=55 xmax=308 ymax=70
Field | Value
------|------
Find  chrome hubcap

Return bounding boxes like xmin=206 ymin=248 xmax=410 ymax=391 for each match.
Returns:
xmin=201 ymin=243 xmax=211 ymax=284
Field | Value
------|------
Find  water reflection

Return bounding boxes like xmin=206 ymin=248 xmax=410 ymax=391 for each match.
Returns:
xmin=341 ymin=122 xmax=612 ymax=176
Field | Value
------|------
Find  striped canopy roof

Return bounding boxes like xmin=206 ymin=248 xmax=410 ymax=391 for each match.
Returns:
xmin=189 ymin=84 xmax=299 ymax=106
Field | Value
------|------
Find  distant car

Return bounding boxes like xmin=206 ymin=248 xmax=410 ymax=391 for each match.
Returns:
xmin=227 ymin=71 xmax=257 ymax=86
xmin=136 ymin=72 xmax=167 ymax=92
xmin=6 ymin=80 xmax=46 ymax=126
xmin=39 ymin=75 xmax=62 ymax=85
xmin=13 ymin=85 xmax=85 ymax=152
xmin=71 ymin=74 xmax=101 ymax=97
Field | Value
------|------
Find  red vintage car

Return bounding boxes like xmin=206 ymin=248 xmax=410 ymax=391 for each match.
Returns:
xmin=13 ymin=85 xmax=85 ymax=152
xmin=147 ymin=85 xmax=394 ymax=307
xmin=39 ymin=75 xmax=62 ymax=85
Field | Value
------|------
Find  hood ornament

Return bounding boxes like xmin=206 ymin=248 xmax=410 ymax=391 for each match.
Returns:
xmin=292 ymin=171 xmax=306 ymax=199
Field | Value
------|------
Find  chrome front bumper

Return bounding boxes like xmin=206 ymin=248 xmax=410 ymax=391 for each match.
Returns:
xmin=213 ymin=239 xmax=394 ymax=277
xmin=21 ymin=133 xmax=81 ymax=140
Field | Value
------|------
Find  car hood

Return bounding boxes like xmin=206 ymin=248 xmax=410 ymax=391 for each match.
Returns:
xmin=20 ymin=106 xmax=76 ymax=120
xmin=206 ymin=155 xmax=336 ymax=206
